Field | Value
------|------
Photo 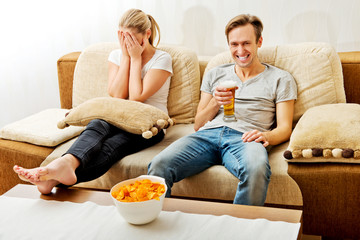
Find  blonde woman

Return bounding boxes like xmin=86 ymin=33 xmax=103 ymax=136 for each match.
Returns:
xmin=14 ymin=9 xmax=172 ymax=194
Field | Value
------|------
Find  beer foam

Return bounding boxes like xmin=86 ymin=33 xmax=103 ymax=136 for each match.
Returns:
xmin=219 ymin=80 xmax=237 ymax=88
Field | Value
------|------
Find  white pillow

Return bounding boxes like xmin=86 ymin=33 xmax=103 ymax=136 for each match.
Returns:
xmin=0 ymin=109 xmax=84 ymax=147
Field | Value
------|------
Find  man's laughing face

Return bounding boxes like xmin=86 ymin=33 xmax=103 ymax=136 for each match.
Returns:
xmin=228 ymin=23 xmax=262 ymax=69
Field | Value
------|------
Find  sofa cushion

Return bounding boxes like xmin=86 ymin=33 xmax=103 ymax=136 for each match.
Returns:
xmin=41 ymin=124 xmax=195 ymax=188
xmin=204 ymin=42 xmax=346 ymax=124
xmin=72 ymin=43 xmax=200 ymax=123
xmin=0 ymin=109 xmax=84 ymax=147
xmin=57 ymin=97 xmax=174 ymax=139
xmin=159 ymin=46 xmax=200 ymax=123
xmin=42 ymin=124 xmax=302 ymax=206
xmin=284 ymin=103 xmax=360 ymax=163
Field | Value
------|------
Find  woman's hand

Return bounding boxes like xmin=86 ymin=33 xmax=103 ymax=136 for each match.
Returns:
xmin=242 ymin=130 xmax=269 ymax=147
xmin=124 ymin=32 xmax=144 ymax=60
xmin=118 ymin=31 xmax=129 ymax=57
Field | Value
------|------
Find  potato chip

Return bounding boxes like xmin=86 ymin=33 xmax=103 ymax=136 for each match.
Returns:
xmin=112 ymin=179 xmax=166 ymax=202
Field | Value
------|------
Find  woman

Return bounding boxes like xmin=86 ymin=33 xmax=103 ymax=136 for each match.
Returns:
xmin=13 ymin=9 xmax=172 ymax=194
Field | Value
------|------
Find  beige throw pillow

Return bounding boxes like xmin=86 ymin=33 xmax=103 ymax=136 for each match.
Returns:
xmin=283 ymin=103 xmax=360 ymax=160
xmin=57 ymin=97 xmax=175 ymax=139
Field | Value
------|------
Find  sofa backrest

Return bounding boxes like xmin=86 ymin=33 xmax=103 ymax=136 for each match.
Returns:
xmin=72 ymin=42 xmax=200 ymax=124
xmin=204 ymin=42 xmax=346 ymax=124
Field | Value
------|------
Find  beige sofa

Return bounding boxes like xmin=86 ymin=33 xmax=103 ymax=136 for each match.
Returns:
xmin=43 ymin=42 xmax=307 ymax=208
xmin=1 ymin=42 xmax=360 ymax=238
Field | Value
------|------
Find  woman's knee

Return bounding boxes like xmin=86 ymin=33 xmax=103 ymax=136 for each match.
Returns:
xmin=86 ymin=119 xmax=112 ymax=133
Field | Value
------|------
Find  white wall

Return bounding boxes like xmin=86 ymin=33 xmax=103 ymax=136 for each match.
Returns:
xmin=1 ymin=0 xmax=359 ymax=128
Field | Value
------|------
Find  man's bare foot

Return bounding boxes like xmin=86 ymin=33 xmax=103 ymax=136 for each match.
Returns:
xmin=13 ymin=154 xmax=80 ymax=194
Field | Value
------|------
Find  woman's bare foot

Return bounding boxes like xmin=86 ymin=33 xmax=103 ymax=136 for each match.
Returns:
xmin=13 ymin=165 xmax=47 ymax=182
xmin=13 ymin=154 xmax=80 ymax=194
xmin=33 ymin=179 xmax=61 ymax=195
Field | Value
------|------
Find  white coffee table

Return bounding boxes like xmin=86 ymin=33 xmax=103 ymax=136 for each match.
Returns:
xmin=2 ymin=184 xmax=303 ymax=239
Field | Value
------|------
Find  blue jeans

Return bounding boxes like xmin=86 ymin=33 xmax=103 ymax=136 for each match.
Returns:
xmin=148 ymin=126 xmax=271 ymax=206
xmin=67 ymin=119 xmax=164 ymax=184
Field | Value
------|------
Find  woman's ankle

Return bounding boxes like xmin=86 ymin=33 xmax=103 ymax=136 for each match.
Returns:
xmin=62 ymin=154 xmax=81 ymax=170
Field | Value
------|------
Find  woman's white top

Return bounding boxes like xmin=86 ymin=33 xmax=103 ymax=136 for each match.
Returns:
xmin=108 ymin=49 xmax=173 ymax=114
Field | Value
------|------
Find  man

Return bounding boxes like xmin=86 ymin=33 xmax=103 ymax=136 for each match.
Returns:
xmin=148 ymin=14 xmax=297 ymax=206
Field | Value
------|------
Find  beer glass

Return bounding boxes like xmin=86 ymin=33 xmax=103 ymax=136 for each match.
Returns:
xmin=219 ymin=80 xmax=237 ymax=122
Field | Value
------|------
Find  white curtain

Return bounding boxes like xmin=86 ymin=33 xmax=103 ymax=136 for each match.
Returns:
xmin=1 ymin=0 xmax=359 ymax=129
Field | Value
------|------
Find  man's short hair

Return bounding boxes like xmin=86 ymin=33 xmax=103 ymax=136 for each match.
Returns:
xmin=225 ymin=14 xmax=263 ymax=43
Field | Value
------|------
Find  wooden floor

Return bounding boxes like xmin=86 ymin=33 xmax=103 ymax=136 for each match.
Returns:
xmin=302 ymin=234 xmax=354 ymax=239
xmin=302 ymin=235 xmax=321 ymax=240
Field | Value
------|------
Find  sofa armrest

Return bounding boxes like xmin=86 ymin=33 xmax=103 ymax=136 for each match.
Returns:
xmin=338 ymin=51 xmax=360 ymax=104
xmin=0 ymin=139 xmax=54 ymax=194
xmin=57 ymin=52 xmax=81 ymax=109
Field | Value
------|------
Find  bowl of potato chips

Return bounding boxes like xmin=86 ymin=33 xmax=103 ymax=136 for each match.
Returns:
xmin=110 ymin=175 xmax=167 ymax=225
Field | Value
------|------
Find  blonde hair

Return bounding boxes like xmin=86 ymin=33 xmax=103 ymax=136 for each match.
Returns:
xmin=225 ymin=14 xmax=263 ymax=43
xmin=119 ymin=9 xmax=160 ymax=47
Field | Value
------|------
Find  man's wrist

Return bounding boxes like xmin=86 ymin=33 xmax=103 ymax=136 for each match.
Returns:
xmin=211 ymin=96 xmax=221 ymax=108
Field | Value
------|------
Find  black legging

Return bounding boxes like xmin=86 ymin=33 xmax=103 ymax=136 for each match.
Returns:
xmin=65 ymin=119 xmax=164 ymax=184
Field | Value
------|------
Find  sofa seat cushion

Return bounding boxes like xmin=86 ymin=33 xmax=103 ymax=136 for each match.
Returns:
xmin=42 ymin=124 xmax=195 ymax=188
xmin=42 ymin=125 xmax=302 ymax=207
xmin=0 ymin=109 xmax=84 ymax=147
xmin=204 ymin=42 xmax=346 ymax=125
xmin=72 ymin=43 xmax=200 ymax=124
xmin=284 ymin=103 xmax=360 ymax=163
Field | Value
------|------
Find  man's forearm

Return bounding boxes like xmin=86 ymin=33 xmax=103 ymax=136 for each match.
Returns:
xmin=263 ymin=126 xmax=292 ymax=146
xmin=194 ymin=97 xmax=220 ymax=131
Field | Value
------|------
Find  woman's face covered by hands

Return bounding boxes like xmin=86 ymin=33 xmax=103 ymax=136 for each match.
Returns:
xmin=118 ymin=27 xmax=150 ymax=57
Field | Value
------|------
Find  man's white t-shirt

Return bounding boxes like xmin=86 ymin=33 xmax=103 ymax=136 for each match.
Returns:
xmin=108 ymin=49 xmax=173 ymax=114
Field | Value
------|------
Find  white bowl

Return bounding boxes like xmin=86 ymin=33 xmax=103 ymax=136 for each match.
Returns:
xmin=110 ymin=175 xmax=167 ymax=225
